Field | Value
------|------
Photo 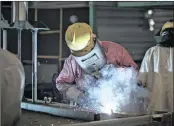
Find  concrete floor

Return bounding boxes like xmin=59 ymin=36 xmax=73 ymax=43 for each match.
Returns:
xmin=18 ymin=110 xmax=84 ymax=126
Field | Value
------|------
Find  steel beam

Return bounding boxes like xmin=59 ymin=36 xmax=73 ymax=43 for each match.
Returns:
xmin=21 ymin=102 xmax=95 ymax=121
xmin=89 ymin=2 xmax=94 ymax=31
xmin=17 ymin=29 xmax=22 ymax=60
xmin=89 ymin=2 xmax=98 ymax=36
xmin=117 ymin=2 xmax=174 ymax=7
xmin=31 ymin=30 xmax=38 ymax=103
xmin=62 ymin=115 xmax=152 ymax=126
xmin=2 ymin=30 xmax=7 ymax=50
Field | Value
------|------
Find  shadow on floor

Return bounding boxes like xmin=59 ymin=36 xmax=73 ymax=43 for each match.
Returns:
xmin=18 ymin=110 xmax=84 ymax=126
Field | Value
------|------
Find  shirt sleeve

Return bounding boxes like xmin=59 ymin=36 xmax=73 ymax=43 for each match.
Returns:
xmin=56 ymin=56 xmax=76 ymax=84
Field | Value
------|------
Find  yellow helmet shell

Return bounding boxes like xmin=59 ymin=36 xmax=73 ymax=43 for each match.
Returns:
xmin=65 ymin=23 xmax=93 ymax=51
xmin=160 ymin=21 xmax=174 ymax=35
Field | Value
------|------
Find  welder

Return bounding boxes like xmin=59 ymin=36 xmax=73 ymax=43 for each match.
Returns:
xmin=55 ymin=22 xmax=137 ymax=105
xmin=0 ymin=48 xmax=25 ymax=126
xmin=138 ymin=20 xmax=174 ymax=114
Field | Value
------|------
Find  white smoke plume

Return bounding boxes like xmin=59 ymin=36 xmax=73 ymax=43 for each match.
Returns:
xmin=78 ymin=64 xmax=149 ymax=115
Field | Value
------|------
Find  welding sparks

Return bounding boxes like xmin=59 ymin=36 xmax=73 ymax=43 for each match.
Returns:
xmin=77 ymin=64 xmax=149 ymax=114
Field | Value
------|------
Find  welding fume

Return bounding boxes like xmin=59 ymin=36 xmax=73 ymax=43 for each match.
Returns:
xmin=55 ymin=23 xmax=149 ymax=114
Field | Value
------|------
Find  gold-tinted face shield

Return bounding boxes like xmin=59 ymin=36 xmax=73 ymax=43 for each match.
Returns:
xmin=65 ymin=23 xmax=95 ymax=57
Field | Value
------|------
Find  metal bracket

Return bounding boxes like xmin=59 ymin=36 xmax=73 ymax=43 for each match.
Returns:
xmin=8 ymin=21 xmax=50 ymax=30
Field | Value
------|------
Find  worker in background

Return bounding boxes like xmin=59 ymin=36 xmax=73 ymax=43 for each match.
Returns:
xmin=55 ymin=22 xmax=137 ymax=105
xmin=0 ymin=48 xmax=25 ymax=126
xmin=138 ymin=20 xmax=174 ymax=114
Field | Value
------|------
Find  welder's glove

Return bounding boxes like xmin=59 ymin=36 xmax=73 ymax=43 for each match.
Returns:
xmin=57 ymin=83 xmax=84 ymax=103
xmin=66 ymin=85 xmax=84 ymax=102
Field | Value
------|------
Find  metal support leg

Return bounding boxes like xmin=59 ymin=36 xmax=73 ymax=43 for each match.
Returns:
xmin=32 ymin=30 xmax=38 ymax=103
xmin=89 ymin=2 xmax=94 ymax=31
xmin=18 ymin=29 xmax=22 ymax=60
xmin=2 ymin=30 xmax=7 ymax=50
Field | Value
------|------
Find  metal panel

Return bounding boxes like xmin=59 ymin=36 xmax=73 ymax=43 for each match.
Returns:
xmin=29 ymin=2 xmax=89 ymax=9
xmin=153 ymin=9 xmax=174 ymax=34
xmin=24 ymin=64 xmax=58 ymax=84
xmin=94 ymin=2 xmax=117 ymax=7
xmin=95 ymin=7 xmax=173 ymax=62
xmin=117 ymin=2 xmax=174 ymax=7
xmin=95 ymin=7 xmax=155 ymax=62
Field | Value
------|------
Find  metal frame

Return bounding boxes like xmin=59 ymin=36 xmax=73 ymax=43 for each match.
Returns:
xmin=89 ymin=2 xmax=98 ymax=36
xmin=2 ymin=30 xmax=7 ymax=50
xmin=117 ymin=1 xmax=174 ymax=8
xmin=30 ymin=2 xmax=89 ymax=9
xmin=58 ymin=8 xmax=63 ymax=72
xmin=17 ymin=29 xmax=22 ymax=60
xmin=89 ymin=2 xmax=94 ymax=31
xmin=31 ymin=29 xmax=38 ymax=103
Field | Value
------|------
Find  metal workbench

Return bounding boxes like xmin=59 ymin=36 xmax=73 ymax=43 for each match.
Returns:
xmin=18 ymin=109 xmax=173 ymax=126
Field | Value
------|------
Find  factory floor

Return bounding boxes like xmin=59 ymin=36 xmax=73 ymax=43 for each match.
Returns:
xmin=18 ymin=110 xmax=83 ymax=126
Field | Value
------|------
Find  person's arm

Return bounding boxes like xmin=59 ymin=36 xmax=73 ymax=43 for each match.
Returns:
xmin=101 ymin=41 xmax=138 ymax=69
xmin=56 ymin=56 xmax=83 ymax=102
xmin=138 ymin=47 xmax=153 ymax=88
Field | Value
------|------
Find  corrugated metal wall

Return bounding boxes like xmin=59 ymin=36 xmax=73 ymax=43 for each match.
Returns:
xmin=95 ymin=7 xmax=173 ymax=66
xmin=153 ymin=9 xmax=174 ymax=33
xmin=95 ymin=7 xmax=155 ymax=64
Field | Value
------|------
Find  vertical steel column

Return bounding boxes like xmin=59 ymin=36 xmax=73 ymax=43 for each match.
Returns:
xmin=2 ymin=30 xmax=7 ymax=50
xmin=32 ymin=30 xmax=38 ymax=103
xmin=17 ymin=29 xmax=22 ymax=60
xmin=89 ymin=2 xmax=94 ymax=31
xmin=58 ymin=9 xmax=63 ymax=72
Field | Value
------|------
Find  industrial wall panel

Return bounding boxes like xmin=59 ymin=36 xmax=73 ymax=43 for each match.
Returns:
xmin=38 ymin=9 xmax=60 ymax=30
xmin=30 ymin=1 xmax=89 ymax=9
xmin=38 ymin=33 xmax=60 ymax=56
xmin=153 ymin=9 xmax=174 ymax=34
xmin=21 ymin=30 xmax=32 ymax=60
xmin=24 ymin=64 xmax=58 ymax=84
xmin=37 ymin=9 xmax=60 ymax=56
xmin=95 ymin=7 xmax=173 ymax=63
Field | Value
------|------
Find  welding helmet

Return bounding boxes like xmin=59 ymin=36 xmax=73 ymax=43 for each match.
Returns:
xmin=65 ymin=22 xmax=107 ymax=75
xmin=156 ymin=20 xmax=174 ymax=47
